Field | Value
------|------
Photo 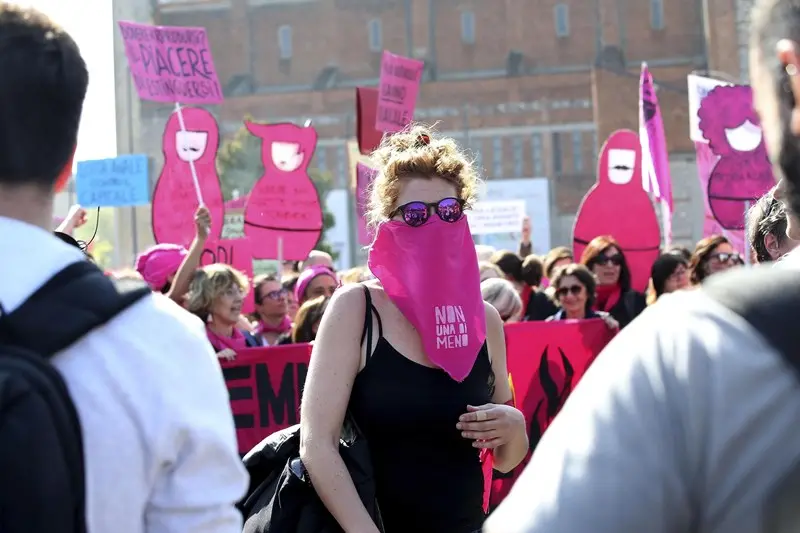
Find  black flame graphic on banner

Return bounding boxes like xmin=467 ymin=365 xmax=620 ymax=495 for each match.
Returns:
xmin=527 ymin=346 xmax=575 ymax=450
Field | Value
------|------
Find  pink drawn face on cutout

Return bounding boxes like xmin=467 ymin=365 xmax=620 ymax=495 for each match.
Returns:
xmin=175 ymin=130 xmax=209 ymax=163
xmin=245 ymin=121 xmax=318 ymax=174
xmin=162 ymin=107 xmax=220 ymax=165
xmin=698 ymin=85 xmax=765 ymax=156
xmin=271 ymin=142 xmax=304 ymax=172
xmin=598 ymin=130 xmax=642 ymax=188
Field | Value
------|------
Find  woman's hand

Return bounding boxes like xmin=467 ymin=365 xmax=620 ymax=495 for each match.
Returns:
xmin=457 ymin=403 xmax=525 ymax=449
xmin=217 ymin=348 xmax=236 ymax=361
xmin=602 ymin=314 xmax=620 ymax=330
xmin=56 ymin=204 xmax=88 ymax=235
xmin=194 ymin=205 xmax=211 ymax=241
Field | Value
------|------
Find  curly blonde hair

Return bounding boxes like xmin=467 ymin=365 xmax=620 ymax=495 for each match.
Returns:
xmin=186 ymin=263 xmax=250 ymax=320
xmin=366 ymin=123 xmax=480 ymax=228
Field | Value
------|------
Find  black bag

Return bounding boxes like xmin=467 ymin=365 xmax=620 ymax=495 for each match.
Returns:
xmin=703 ymin=265 xmax=800 ymax=364
xmin=0 ymin=261 xmax=150 ymax=533
xmin=239 ymin=284 xmax=384 ymax=533
xmin=239 ymin=414 xmax=384 ymax=533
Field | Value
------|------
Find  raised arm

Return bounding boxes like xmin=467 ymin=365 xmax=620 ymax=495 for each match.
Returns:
xmin=167 ymin=206 xmax=210 ymax=303
xmin=299 ymin=284 xmax=381 ymax=533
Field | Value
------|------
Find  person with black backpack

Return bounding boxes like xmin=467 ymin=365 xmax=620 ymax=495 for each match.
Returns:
xmin=484 ymin=1 xmax=800 ymax=531
xmin=0 ymin=5 xmax=247 ymax=533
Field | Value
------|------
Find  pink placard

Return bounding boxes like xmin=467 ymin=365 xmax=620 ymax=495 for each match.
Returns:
xmin=243 ymin=121 xmax=323 ymax=261
xmin=376 ymin=51 xmax=424 ymax=133
xmin=356 ymin=162 xmax=377 ymax=245
xmin=118 ymin=21 xmax=223 ymax=104
xmin=572 ymin=130 xmax=661 ymax=293
xmin=152 ymin=106 xmax=225 ymax=248
xmin=697 ymin=84 xmax=773 ymax=231
xmin=200 ymin=238 xmax=255 ymax=314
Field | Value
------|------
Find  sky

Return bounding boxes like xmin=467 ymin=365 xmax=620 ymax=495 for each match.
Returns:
xmin=14 ymin=0 xmax=118 ymax=164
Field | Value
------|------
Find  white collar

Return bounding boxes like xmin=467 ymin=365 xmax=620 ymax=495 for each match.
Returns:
xmin=0 ymin=216 xmax=86 ymax=313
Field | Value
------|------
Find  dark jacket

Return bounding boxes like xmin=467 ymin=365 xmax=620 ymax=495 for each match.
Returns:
xmin=239 ymin=419 xmax=384 ymax=533
xmin=607 ymin=290 xmax=647 ymax=329
xmin=524 ymin=289 xmax=559 ymax=321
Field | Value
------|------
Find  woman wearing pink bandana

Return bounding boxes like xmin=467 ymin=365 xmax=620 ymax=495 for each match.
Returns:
xmin=296 ymin=126 xmax=527 ymax=533
xmin=186 ymin=264 xmax=259 ymax=360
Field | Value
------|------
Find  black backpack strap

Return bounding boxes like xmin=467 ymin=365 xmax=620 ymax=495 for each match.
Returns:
xmin=703 ymin=266 xmax=800 ymax=371
xmin=0 ymin=261 xmax=151 ymax=356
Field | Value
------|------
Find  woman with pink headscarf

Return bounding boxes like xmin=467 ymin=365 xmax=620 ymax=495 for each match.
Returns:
xmin=294 ymin=265 xmax=339 ymax=306
xmin=136 ymin=207 xmax=210 ymax=304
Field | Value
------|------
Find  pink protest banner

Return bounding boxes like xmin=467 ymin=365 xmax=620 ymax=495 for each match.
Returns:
xmin=639 ymin=63 xmax=674 ymax=244
xmin=573 ymin=130 xmax=661 ymax=292
xmin=696 ymin=84 xmax=773 ymax=232
xmin=243 ymin=121 xmax=323 ymax=261
xmin=152 ymin=106 xmax=224 ymax=248
xmin=200 ymin=238 xmax=255 ymax=314
xmin=221 ymin=345 xmax=312 ymax=455
xmin=376 ymin=51 xmax=424 ymax=133
xmin=118 ymin=21 xmax=222 ymax=105
xmin=488 ymin=320 xmax=616 ymax=509
xmin=356 ymin=162 xmax=377 ymax=245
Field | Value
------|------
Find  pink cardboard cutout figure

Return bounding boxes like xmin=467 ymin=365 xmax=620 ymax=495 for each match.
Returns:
xmin=573 ymin=129 xmax=661 ymax=293
xmin=243 ymin=121 xmax=323 ymax=260
xmin=152 ymin=106 xmax=224 ymax=247
xmin=697 ymin=85 xmax=773 ymax=230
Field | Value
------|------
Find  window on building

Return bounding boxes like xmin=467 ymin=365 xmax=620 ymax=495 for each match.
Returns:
xmin=552 ymin=133 xmax=563 ymax=175
xmin=531 ymin=134 xmax=544 ymax=177
xmin=512 ymin=136 xmax=524 ymax=177
xmin=368 ymin=19 xmax=383 ymax=52
xmin=461 ymin=11 xmax=475 ymax=45
xmin=572 ymin=131 xmax=583 ymax=172
xmin=316 ymin=148 xmax=327 ymax=172
xmin=650 ymin=0 xmax=664 ymax=30
xmin=336 ymin=146 xmax=346 ymax=188
xmin=278 ymin=25 xmax=293 ymax=60
xmin=554 ymin=4 xmax=569 ymax=37
xmin=492 ymin=138 xmax=503 ymax=178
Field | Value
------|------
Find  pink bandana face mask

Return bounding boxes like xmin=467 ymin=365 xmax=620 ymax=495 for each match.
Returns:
xmin=368 ymin=215 xmax=487 ymax=382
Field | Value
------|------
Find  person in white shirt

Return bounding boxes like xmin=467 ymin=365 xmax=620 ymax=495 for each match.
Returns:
xmin=484 ymin=0 xmax=800 ymax=531
xmin=0 ymin=5 xmax=247 ymax=533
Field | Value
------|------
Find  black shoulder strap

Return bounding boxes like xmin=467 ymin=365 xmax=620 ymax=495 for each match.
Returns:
xmin=0 ymin=261 xmax=151 ymax=357
xmin=703 ymin=266 xmax=800 ymax=373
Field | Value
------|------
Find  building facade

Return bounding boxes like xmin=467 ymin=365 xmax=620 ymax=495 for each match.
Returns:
xmin=113 ymin=0 xmax=747 ymax=261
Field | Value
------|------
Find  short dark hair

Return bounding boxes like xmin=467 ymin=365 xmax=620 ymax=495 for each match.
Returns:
xmin=253 ymin=273 xmax=279 ymax=305
xmin=490 ymin=250 xmax=523 ymax=282
xmin=0 ymin=5 xmax=88 ymax=188
xmin=550 ymin=263 xmax=597 ymax=312
xmin=520 ymin=254 xmax=544 ymax=286
xmin=747 ymin=187 xmax=789 ymax=262
xmin=650 ymin=253 xmax=688 ymax=298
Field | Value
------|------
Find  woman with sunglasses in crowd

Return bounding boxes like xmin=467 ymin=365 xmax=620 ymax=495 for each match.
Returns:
xmin=545 ymin=263 xmax=619 ymax=329
xmin=689 ymin=234 xmax=742 ymax=285
xmin=579 ymin=235 xmax=646 ymax=329
xmin=251 ymin=274 xmax=293 ymax=346
xmin=297 ymin=126 xmax=527 ymax=533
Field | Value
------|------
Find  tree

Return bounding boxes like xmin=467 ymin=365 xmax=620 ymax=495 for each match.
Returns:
xmin=216 ymin=117 xmax=337 ymax=259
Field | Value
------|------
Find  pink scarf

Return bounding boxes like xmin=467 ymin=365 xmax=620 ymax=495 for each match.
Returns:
xmin=206 ymin=325 xmax=248 ymax=352
xmin=255 ymin=315 xmax=293 ymax=335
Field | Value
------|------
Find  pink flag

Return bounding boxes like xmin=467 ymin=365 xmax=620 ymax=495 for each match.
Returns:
xmin=639 ymin=63 xmax=673 ymax=243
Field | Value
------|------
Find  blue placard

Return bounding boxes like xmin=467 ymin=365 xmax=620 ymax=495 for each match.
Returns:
xmin=76 ymin=154 xmax=150 ymax=207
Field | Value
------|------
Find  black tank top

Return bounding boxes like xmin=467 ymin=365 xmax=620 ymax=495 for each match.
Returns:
xmin=349 ymin=286 xmax=494 ymax=533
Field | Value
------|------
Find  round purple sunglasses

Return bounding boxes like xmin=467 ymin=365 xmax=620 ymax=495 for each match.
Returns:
xmin=390 ymin=197 xmax=466 ymax=227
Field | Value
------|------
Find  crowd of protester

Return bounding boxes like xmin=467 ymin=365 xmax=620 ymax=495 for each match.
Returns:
xmin=7 ymin=0 xmax=800 ymax=532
